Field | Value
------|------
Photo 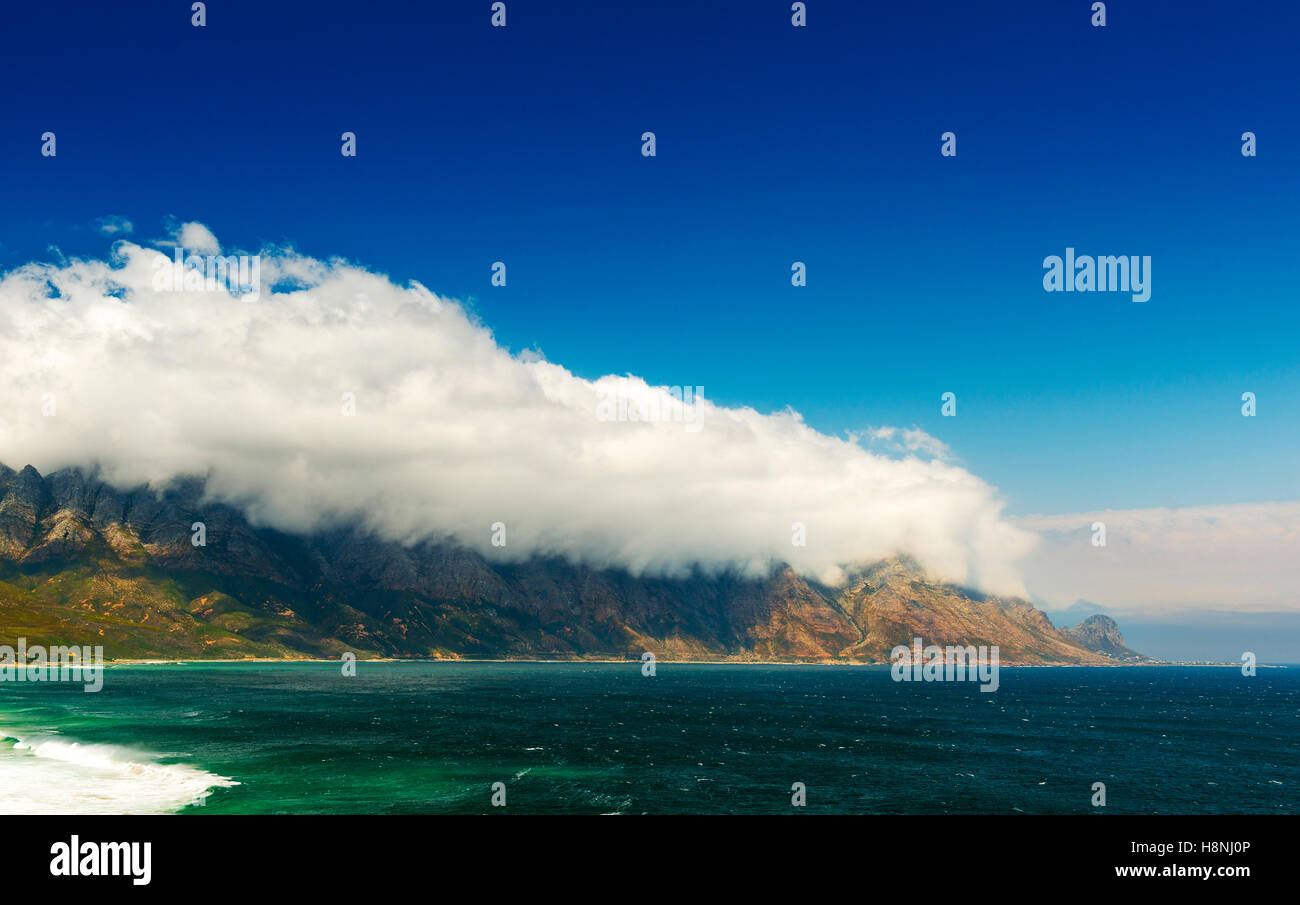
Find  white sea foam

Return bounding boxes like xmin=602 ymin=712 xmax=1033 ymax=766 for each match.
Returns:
xmin=0 ymin=729 xmax=238 ymax=815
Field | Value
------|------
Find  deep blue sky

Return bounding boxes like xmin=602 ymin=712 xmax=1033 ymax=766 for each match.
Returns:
xmin=1 ymin=0 xmax=1296 ymax=516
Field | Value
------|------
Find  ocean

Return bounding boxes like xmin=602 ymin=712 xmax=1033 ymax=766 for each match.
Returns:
xmin=1 ymin=663 xmax=1296 ymax=814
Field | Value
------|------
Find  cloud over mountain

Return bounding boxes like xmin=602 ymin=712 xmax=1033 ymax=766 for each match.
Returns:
xmin=0 ymin=224 xmax=1035 ymax=592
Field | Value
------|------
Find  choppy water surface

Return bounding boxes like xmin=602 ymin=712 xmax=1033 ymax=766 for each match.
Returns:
xmin=2 ymin=663 xmax=1296 ymax=814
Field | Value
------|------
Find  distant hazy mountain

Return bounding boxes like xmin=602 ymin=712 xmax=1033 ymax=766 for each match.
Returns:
xmin=0 ymin=463 xmax=1127 ymax=664
xmin=1051 ymin=598 xmax=1111 ymax=623
xmin=1062 ymin=614 xmax=1148 ymax=662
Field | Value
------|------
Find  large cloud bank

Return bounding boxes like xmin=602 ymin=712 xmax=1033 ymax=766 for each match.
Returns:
xmin=0 ymin=225 xmax=1035 ymax=592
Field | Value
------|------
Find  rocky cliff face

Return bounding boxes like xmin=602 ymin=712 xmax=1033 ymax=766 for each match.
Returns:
xmin=1062 ymin=613 xmax=1147 ymax=662
xmin=0 ymin=463 xmax=1126 ymax=663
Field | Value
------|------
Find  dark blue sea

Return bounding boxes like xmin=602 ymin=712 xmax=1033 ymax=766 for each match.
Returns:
xmin=1 ymin=663 xmax=1296 ymax=814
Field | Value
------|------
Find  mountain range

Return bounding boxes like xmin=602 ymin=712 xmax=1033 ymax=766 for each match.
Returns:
xmin=0 ymin=463 xmax=1146 ymax=664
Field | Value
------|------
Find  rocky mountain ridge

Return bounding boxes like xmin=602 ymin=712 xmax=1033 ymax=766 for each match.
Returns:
xmin=0 ymin=463 xmax=1136 ymax=664
xmin=1063 ymin=613 xmax=1148 ymax=662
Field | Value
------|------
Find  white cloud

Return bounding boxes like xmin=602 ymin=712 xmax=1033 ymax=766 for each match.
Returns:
xmin=150 ymin=220 xmax=219 ymax=255
xmin=0 ymin=226 xmax=1037 ymax=592
xmin=865 ymin=426 xmax=951 ymax=460
xmin=1017 ymin=503 xmax=1300 ymax=615
xmin=95 ymin=215 xmax=134 ymax=236
xmin=176 ymin=222 xmax=219 ymax=255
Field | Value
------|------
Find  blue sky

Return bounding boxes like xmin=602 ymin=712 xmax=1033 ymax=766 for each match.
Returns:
xmin=0 ymin=0 xmax=1296 ymax=524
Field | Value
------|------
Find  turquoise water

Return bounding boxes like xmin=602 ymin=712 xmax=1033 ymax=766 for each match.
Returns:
xmin=1 ymin=663 xmax=1296 ymax=814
